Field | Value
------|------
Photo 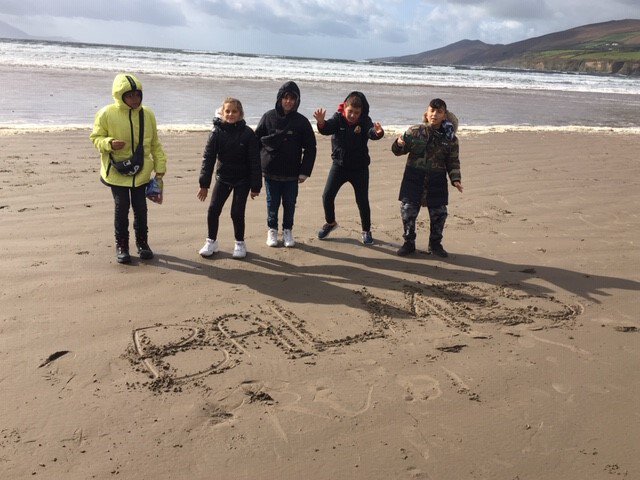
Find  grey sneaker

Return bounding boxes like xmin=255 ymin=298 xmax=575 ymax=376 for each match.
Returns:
xmin=361 ymin=231 xmax=373 ymax=245
xmin=317 ymin=223 xmax=338 ymax=240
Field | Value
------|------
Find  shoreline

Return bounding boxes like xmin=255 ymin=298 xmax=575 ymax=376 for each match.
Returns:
xmin=3 ymin=64 xmax=640 ymax=128
xmin=2 ymin=123 xmax=640 ymax=136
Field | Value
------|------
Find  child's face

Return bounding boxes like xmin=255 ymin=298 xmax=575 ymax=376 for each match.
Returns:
xmin=123 ymin=90 xmax=142 ymax=109
xmin=222 ymin=103 xmax=241 ymax=123
xmin=344 ymin=105 xmax=362 ymax=123
xmin=281 ymin=93 xmax=297 ymax=114
xmin=426 ymin=106 xmax=446 ymax=128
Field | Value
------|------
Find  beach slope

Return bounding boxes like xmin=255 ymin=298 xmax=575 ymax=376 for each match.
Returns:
xmin=1 ymin=129 xmax=639 ymax=479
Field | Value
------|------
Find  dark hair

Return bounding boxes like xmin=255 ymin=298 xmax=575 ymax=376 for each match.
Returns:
xmin=423 ymin=98 xmax=447 ymax=123
xmin=429 ymin=98 xmax=447 ymax=111
xmin=344 ymin=94 xmax=363 ymax=109
xmin=282 ymin=91 xmax=298 ymax=100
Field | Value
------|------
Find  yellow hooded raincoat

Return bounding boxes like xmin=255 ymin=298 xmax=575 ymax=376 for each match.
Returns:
xmin=90 ymin=73 xmax=167 ymax=187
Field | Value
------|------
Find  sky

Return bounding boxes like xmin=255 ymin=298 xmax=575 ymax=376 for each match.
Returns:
xmin=0 ymin=0 xmax=639 ymax=60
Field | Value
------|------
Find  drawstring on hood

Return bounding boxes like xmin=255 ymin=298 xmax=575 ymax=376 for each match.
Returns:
xmin=275 ymin=81 xmax=301 ymax=116
xmin=112 ymin=73 xmax=144 ymax=109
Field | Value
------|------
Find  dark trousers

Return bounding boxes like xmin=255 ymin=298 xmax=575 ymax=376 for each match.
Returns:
xmin=322 ymin=163 xmax=371 ymax=232
xmin=400 ymin=201 xmax=448 ymax=245
xmin=207 ymin=180 xmax=250 ymax=241
xmin=111 ymin=184 xmax=148 ymax=243
xmin=265 ymin=178 xmax=298 ymax=230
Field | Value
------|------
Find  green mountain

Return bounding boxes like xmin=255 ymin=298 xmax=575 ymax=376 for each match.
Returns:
xmin=377 ymin=19 xmax=640 ymax=76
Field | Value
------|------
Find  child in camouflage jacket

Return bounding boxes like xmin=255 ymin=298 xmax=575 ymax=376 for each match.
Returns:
xmin=391 ymin=98 xmax=463 ymax=257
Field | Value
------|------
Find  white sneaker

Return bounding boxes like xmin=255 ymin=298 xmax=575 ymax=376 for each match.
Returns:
xmin=266 ymin=228 xmax=278 ymax=247
xmin=233 ymin=241 xmax=247 ymax=259
xmin=198 ymin=238 xmax=219 ymax=257
xmin=283 ymin=229 xmax=295 ymax=248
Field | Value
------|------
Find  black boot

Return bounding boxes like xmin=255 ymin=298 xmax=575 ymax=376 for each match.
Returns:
xmin=116 ymin=237 xmax=131 ymax=264
xmin=428 ymin=242 xmax=448 ymax=258
xmin=136 ymin=233 xmax=154 ymax=260
xmin=397 ymin=241 xmax=416 ymax=256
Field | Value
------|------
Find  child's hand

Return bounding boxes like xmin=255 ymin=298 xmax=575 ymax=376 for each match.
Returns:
xmin=453 ymin=181 xmax=463 ymax=193
xmin=396 ymin=135 xmax=405 ymax=147
xmin=197 ymin=187 xmax=208 ymax=201
xmin=373 ymin=122 xmax=384 ymax=137
xmin=250 ymin=191 xmax=260 ymax=199
xmin=298 ymin=175 xmax=308 ymax=184
xmin=111 ymin=139 xmax=126 ymax=150
xmin=313 ymin=108 xmax=326 ymax=127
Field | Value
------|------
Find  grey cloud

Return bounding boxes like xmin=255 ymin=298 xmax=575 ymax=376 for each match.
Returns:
xmin=0 ymin=0 xmax=187 ymax=26
xmin=192 ymin=0 xmax=392 ymax=39
xmin=444 ymin=0 xmax=552 ymax=20
xmin=379 ymin=29 xmax=409 ymax=43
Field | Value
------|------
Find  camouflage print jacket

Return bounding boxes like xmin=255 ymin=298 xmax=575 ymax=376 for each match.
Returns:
xmin=392 ymin=122 xmax=461 ymax=207
xmin=391 ymin=122 xmax=460 ymax=182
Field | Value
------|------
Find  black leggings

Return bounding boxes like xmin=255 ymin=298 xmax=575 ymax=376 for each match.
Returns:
xmin=111 ymin=184 xmax=148 ymax=241
xmin=207 ymin=180 xmax=250 ymax=241
xmin=322 ymin=163 xmax=371 ymax=231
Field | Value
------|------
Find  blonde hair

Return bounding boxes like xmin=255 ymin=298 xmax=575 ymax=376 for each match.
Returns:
xmin=221 ymin=97 xmax=244 ymax=119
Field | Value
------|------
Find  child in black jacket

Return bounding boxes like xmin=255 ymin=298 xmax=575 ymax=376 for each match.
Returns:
xmin=197 ymin=98 xmax=261 ymax=259
xmin=313 ymin=91 xmax=384 ymax=245
xmin=255 ymin=81 xmax=316 ymax=248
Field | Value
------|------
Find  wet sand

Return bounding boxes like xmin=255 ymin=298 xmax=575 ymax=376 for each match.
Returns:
xmin=1 ymin=129 xmax=639 ymax=479
xmin=3 ymin=65 xmax=640 ymax=128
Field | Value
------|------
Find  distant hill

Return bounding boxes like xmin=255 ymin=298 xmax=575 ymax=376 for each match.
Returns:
xmin=0 ymin=19 xmax=73 ymax=43
xmin=377 ymin=19 xmax=640 ymax=76
xmin=0 ymin=20 xmax=32 ymax=39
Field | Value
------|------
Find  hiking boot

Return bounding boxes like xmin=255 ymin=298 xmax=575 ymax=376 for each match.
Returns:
xmin=266 ymin=228 xmax=278 ymax=247
xmin=361 ymin=231 xmax=374 ymax=245
xmin=397 ymin=241 xmax=416 ymax=257
xmin=115 ymin=238 xmax=131 ymax=264
xmin=283 ymin=229 xmax=295 ymax=248
xmin=199 ymin=238 xmax=219 ymax=257
xmin=233 ymin=241 xmax=247 ymax=259
xmin=136 ymin=241 xmax=154 ymax=260
xmin=317 ymin=222 xmax=338 ymax=240
xmin=428 ymin=243 xmax=449 ymax=258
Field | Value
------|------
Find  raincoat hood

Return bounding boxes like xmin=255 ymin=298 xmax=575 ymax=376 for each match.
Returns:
xmin=275 ymin=81 xmax=301 ymax=115
xmin=112 ymin=73 xmax=143 ymax=109
xmin=338 ymin=91 xmax=370 ymax=118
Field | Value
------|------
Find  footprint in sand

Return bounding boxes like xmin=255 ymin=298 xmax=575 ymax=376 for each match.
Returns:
xmin=396 ymin=374 xmax=442 ymax=415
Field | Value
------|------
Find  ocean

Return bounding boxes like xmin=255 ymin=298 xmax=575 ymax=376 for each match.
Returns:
xmin=1 ymin=39 xmax=639 ymax=130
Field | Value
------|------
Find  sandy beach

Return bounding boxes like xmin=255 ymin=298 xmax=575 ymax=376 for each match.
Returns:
xmin=1 ymin=128 xmax=639 ymax=479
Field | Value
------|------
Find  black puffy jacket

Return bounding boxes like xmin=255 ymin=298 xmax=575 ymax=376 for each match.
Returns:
xmin=317 ymin=91 xmax=383 ymax=170
xmin=255 ymin=81 xmax=316 ymax=179
xmin=199 ymin=118 xmax=262 ymax=192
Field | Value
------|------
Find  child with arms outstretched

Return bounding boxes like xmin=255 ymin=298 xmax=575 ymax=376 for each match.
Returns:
xmin=313 ymin=91 xmax=384 ymax=245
